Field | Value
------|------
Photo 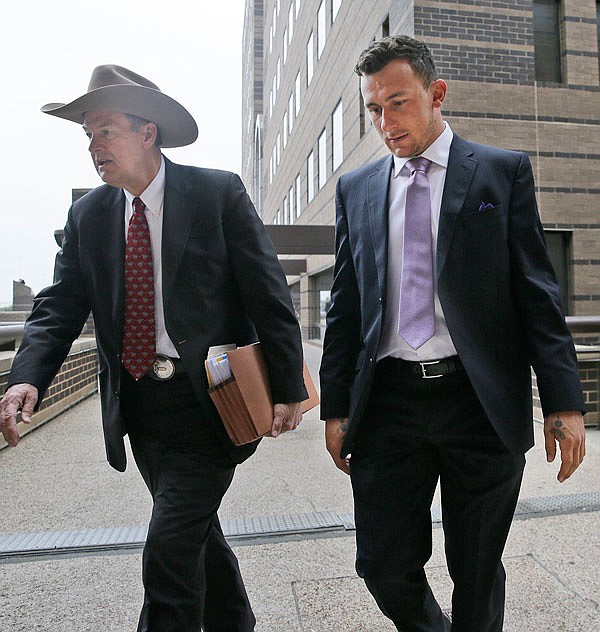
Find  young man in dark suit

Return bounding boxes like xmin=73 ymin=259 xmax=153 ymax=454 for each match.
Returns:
xmin=0 ymin=65 xmax=307 ymax=631
xmin=320 ymin=36 xmax=585 ymax=632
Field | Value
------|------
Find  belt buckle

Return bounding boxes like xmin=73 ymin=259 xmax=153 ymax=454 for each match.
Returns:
xmin=150 ymin=355 xmax=176 ymax=381
xmin=419 ymin=360 xmax=443 ymax=379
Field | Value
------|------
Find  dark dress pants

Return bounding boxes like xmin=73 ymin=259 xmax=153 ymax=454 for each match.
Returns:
xmin=121 ymin=370 xmax=255 ymax=632
xmin=350 ymin=360 xmax=525 ymax=632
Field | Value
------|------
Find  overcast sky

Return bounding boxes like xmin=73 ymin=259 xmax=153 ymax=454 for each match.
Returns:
xmin=0 ymin=1 xmax=246 ymax=305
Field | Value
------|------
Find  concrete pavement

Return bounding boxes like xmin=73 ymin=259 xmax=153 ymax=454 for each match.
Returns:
xmin=0 ymin=342 xmax=599 ymax=631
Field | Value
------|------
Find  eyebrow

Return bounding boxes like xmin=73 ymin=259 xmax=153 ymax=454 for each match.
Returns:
xmin=364 ymin=91 xmax=407 ymax=109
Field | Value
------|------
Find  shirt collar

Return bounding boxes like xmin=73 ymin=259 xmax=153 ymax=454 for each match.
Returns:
xmin=392 ymin=122 xmax=454 ymax=178
xmin=123 ymin=155 xmax=166 ymax=216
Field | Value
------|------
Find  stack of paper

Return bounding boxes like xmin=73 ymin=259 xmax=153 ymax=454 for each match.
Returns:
xmin=205 ymin=353 xmax=233 ymax=388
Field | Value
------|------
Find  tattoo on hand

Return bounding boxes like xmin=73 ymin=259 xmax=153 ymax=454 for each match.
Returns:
xmin=338 ymin=422 xmax=348 ymax=434
xmin=551 ymin=417 xmax=566 ymax=441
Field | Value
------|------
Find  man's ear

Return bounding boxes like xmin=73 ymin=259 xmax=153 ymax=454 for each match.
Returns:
xmin=143 ymin=122 xmax=159 ymax=145
xmin=431 ymin=79 xmax=447 ymax=108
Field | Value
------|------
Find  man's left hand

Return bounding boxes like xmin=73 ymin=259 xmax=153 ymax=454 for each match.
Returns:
xmin=270 ymin=402 xmax=302 ymax=437
xmin=543 ymin=411 xmax=585 ymax=482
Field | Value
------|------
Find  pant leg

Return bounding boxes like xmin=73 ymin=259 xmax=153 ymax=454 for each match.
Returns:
xmin=350 ymin=368 xmax=449 ymax=632
xmin=202 ymin=517 xmax=256 ymax=632
xmin=123 ymin=372 xmax=255 ymax=632
xmin=434 ymin=375 xmax=525 ymax=632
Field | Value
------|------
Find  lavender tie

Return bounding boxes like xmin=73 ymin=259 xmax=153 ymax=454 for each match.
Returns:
xmin=398 ymin=157 xmax=435 ymax=349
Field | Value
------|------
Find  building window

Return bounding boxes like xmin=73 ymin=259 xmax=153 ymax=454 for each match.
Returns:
xmin=276 ymin=209 xmax=282 ymax=225
xmin=289 ymin=185 xmax=295 ymax=223
xmin=597 ymin=1 xmax=600 ymax=81
xmin=283 ymin=111 xmax=288 ymax=147
xmin=382 ymin=14 xmax=390 ymax=37
xmin=533 ymin=0 xmax=562 ymax=83
xmin=545 ymin=230 xmax=571 ymax=314
xmin=284 ymin=196 xmax=289 ymax=225
xmin=296 ymin=0 xmax=301 ymax=19
xmin=307 ymin=32 xmax=314 ymax=85
xmin=318 ymin=128 xmax=327 ymax=189
xmin=358 ymin=77 xmax=365 ymax=138
xmin=276 ymin=57 xmax=281 ymax=91
xmin=307 ymin=151 xmax=315 ymax=202
xmin=295 ymin=174 xmax=302 ymax=217
xmin=288 ymin=94 xmax=294 ymax=133
xmin=288 ymin=3 xmax=294 ymax=42
xmin=317 ymin=1 xmax=326 ymax=58
xmin=332 ymin=0 xmax=341 ymax=20
xmin=295 ymin=72 xmax=301 ymax=116
xmin=276 ymin=132 xmax=281 ymax=166
xmin=283 ymin=29 xmax=288 ymax=64
xmin=332 ymin=100 xmax=343 ymax=172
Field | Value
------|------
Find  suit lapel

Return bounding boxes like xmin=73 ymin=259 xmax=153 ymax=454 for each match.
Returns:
xmin=98 ymin=187 xmax=126 ymax=337
xmin=367 ymin=155 xmax=393 ymax=296
xmin=437 ymin=136 xmax=478 ymax=276
xmin=161 ymin=158 xmax=194 ymax=303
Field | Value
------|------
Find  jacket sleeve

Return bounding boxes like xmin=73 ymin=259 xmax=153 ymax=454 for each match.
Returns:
xmin=7 ymin=206 xmax=91 ymax=401
xmin=507 ymin=153 xmax=585 ymax=415
xmin=319 ymin=177 xmax=363 ymax=420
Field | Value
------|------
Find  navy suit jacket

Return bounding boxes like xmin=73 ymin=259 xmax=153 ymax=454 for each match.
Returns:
xmin=320 ymin=135 xmax=585 ymax=456
xmin=9 ymin=158 xmax=306 ymax=471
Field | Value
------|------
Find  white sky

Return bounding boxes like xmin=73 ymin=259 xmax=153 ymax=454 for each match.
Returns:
xmin=0 ymin=0 xmax=246 ymax=305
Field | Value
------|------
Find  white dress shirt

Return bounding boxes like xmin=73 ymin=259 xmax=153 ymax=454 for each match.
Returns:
xmin=123 ymin=156 xmax=179 ymax=358
xmin=377 ymin=123 xmax=458 ymax=362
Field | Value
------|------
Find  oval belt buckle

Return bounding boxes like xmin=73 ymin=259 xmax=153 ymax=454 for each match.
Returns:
xmin=150 ymin=355 xmax=176 ymax=381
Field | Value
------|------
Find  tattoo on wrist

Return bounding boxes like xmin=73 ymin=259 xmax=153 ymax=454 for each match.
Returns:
xmin=338 ymin=422 xmax=348 ymax=434
xmin=551 ymin=417 xmax=566 ymax=441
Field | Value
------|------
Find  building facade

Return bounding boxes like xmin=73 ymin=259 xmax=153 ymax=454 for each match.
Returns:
xmin=242 ymin=0 xmax=600 ymax=339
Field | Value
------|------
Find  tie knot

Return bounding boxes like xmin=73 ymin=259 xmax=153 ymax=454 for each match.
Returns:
xmin=132 ymin=197 xmax=146 ymax=213
xmin=405 ymin=157 xmax=431 ymax=175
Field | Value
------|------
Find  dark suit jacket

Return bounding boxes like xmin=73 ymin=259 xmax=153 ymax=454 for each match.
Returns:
xmin=320 ymin=135 xmax=585 ymax=457
xmin=9 ymin=158 xmax=306 ymax=471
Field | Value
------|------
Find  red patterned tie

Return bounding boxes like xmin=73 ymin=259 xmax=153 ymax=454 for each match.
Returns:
xmin=122 ymin=197 xmax=156 ymax=380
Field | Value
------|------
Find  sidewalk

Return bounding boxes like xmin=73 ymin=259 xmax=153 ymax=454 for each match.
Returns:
xmin=0 ymin=342 xmax=599 ymax=631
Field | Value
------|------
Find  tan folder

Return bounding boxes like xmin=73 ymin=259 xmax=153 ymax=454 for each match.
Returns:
xmin=207 ymin=343 xmax=319 ymax=445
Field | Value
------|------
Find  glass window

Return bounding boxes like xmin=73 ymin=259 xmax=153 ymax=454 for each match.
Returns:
xmin=284 ymin=196 xmax=289 ymax=225
xmin=533 ymin=0 xmax=562 ymax=82
xmin=276 ymin=57 xmax=281 ymax=90
xmin=307 ymin=32 xmax=314 ymax=85
xmin=332 ymin=0 xmax=341 ymax=20
xmin=318 ymin=128 xmax=327 ymax=189
xmin=332 ymin=100 xmax=343 ymax=171
xmin=307 ymin=151 xmax=315 ymax=202
xmin=296 ymin=0 xmax=301 ymax=18
xmin=295 ymin=174 xmax=302 ymax=217
xmin=283 ymin=112 xmax=288 ymax=147
xmin=289 ymin=3 xmax=294 ymax=42
xmin=545 ymin=230 xmax=572 ymax=314
xmin=288 ymin=94 xmax=294 ymax=133
xmin=295 ymin=72 xmax=301 ymax=116
xmin=289 ymin=186 xmax=295 ymax=223
xmin=283 ymin=29 xmax=288 ymax=64
xmin=317 ymin=1 xmax=326 ymax=58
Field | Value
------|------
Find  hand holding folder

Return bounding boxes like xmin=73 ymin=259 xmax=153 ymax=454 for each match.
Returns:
xmin=205 ymin=343 xmax=319 ymax=446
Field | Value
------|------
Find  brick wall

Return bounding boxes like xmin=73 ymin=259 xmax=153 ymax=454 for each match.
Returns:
xmin=0 ymin=338 xmax=98 ymax=448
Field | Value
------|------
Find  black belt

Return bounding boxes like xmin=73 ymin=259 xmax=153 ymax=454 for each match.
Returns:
xmin=378 ymin=355 xmax=464 ymax=379
xmin=147 ymin=355 xmax=186 ymax=381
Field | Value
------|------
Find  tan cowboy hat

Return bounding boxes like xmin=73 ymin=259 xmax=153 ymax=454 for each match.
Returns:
xmin=41 ymin=64 xmax=198 ymax=148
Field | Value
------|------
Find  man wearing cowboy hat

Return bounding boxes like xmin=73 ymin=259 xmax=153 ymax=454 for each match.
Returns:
xmin=0 ymin=65 xmax=307 ymax=631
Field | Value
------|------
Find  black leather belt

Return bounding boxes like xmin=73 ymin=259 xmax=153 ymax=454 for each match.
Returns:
xmin=378 ymin=355 xmax=464 ymax=379
xmin=147 ymin=355 xmax=186 ymax=381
